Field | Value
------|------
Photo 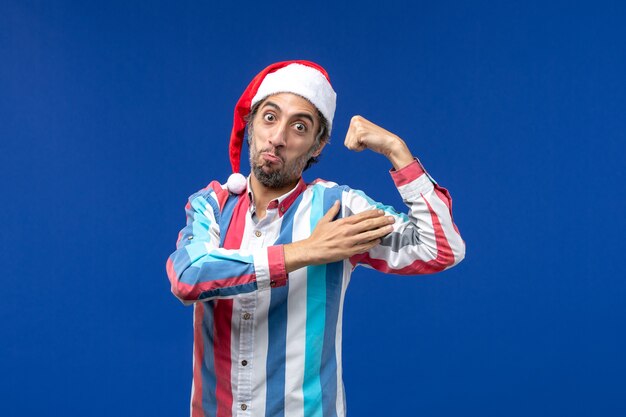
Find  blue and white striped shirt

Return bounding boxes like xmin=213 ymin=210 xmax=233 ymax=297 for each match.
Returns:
xmin=166 ymin=160 xmax=465 ymax=417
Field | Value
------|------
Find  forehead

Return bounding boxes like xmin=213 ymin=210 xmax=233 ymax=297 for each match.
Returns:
xmin=258 ymin=93 xmax=318 ymax=118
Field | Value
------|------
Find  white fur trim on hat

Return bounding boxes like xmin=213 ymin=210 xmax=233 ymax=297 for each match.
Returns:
xmin=251 ymin=63 xmax=337 ymax=134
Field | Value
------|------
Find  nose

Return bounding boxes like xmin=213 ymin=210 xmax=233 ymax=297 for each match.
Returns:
xmin=268 ymin=123 xmax=287 ymax=148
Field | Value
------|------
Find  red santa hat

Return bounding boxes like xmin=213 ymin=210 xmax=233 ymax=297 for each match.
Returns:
xmin=226 ymin=60 xmax=337 ymax=194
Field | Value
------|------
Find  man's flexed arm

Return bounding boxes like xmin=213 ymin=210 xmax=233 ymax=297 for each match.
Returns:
xmin=343 ymin=115 xmax=466 ymax=273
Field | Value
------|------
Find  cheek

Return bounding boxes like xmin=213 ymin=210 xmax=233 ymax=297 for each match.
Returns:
xmin=251 ymin=137 xmax=265 ymax=154
xmin=289 ymin=136 xmax=316 ymax=152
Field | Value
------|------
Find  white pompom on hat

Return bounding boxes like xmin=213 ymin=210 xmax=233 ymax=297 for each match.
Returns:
xmin=225 ymin=172 xmax=247 ymax=195
xmin=225 ymin=60 xmax=337 ymax=194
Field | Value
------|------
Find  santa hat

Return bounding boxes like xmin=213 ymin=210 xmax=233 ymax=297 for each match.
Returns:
xmin=226 ymin=60 xmax=337 ymax=194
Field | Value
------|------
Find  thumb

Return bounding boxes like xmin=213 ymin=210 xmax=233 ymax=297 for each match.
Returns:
xmin=320 ymin=200 xmax=341 ymax=223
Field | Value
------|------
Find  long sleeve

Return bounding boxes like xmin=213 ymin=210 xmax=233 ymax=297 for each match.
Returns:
xmin=347 ymin=159 xmax=465 ymax=274
xmin=166 ymin=182 xmax=287 ymax=305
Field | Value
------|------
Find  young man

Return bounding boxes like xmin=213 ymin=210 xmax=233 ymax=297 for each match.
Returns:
xmin=166 ymin=60 xmax=465 ymax=417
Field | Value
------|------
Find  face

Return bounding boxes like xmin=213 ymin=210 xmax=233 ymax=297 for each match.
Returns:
xmin=248 ymin=93 xmax=325 ymax=188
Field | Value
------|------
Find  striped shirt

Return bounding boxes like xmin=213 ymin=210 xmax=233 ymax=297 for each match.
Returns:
xmin=166 ymin=159 xmax=465 ymax=417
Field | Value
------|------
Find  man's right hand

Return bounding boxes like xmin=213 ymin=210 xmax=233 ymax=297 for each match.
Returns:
xmin=284 ymin=200 xmax=395 ymax=272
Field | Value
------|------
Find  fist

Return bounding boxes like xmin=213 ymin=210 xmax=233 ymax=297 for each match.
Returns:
xmin=343 ymin=115 xmax=401 ymax=156
xmin=343 ymin=115 xmax=414 ymax=170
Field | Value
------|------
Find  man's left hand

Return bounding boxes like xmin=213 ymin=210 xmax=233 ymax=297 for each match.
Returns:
xmin=343 ymin=115 xmax=415 ymax=170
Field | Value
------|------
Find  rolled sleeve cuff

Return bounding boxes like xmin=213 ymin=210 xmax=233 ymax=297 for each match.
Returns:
xmin=267 ymin=245 xmax=288 ymax=288
xmin=390 ymin=158 xmax=425 ymax=186
xmin=390 ymin=158 xmax=435 ymax=198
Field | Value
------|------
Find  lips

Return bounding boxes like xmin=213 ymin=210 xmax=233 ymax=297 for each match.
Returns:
xmin=261 ymin=152 xmax=283 ymax=164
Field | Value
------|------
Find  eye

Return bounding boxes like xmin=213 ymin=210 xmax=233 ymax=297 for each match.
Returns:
xmin=263 ymin=113 xmax=276 ymax=122
xmin=293 ymin=122 xmax=307 ymax=132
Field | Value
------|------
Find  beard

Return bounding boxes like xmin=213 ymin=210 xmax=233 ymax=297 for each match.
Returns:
xmin=248 ymin=135 xmax=317 ymax=189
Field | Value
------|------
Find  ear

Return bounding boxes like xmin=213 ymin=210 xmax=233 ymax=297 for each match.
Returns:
xmin=311 ymin=140 xmax=327 ymax=158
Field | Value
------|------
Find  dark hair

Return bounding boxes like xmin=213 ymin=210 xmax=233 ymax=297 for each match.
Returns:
xmin=245 ymin=97 xmax=330 ymax=171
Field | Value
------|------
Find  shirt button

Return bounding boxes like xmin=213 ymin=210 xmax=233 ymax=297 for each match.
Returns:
xmin=243 ymin=312 xmax=251 ymax=320
xmin=241 ymin=404 xmax=248 ymax=411
xmin=254 ymin=230 xmax=262 ymax=237
xmin=241 ymin=360 xmax=248 ymax=366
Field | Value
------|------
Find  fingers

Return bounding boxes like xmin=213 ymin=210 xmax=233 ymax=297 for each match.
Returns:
xmin=344 ymin=116 xmax=364 ymax=151
xmin=344 ymin=136 xmax=365 ymax=152
xmin=359 ymin=216 xmax=395 ymax=231
xmin=344 ymin=212 xmax=395 ymax=231
xmin=320 ymin=200 xmax=341 ymax=223
xmin=355 ymin=223 xmax=394 ymax=244
xmin=352 ymin=238 xmax=382 ymax=255
xmin=344 ymin=115 xmax=404 ymax=159
xmin=344 ymin=115 xmax=374 ymax=151
xmin=324 ymin=204 xmax=393 ymax=231
xmin=341 ymin=208 xmax=384 ymax=224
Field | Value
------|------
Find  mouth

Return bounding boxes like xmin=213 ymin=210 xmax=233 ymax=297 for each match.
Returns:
xmin=261 ymin=152 xmax=283 ymax=165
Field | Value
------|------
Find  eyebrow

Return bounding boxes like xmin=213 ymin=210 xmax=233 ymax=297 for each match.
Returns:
xmin=262 ymin=101 xmax=315 ymax=126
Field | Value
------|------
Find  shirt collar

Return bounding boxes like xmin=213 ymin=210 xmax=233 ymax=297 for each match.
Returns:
xmin=247 ymin=176 xmax=307 ymax=218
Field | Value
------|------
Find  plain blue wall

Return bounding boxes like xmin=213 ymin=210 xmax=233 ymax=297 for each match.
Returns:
xmin=1 ymin=1 xmax=625 ymax=415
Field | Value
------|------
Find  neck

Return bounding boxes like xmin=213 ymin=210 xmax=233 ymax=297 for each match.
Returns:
xmin=249 ymin=174 xmax=300 ymax=219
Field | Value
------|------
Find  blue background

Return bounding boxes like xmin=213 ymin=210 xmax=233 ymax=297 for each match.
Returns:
xmin=2 ymin=1 xmax=625 ymax=415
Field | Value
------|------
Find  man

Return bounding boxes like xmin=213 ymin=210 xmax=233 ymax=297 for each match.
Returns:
xmin=166 ymin=60 xmax=465 ymax=417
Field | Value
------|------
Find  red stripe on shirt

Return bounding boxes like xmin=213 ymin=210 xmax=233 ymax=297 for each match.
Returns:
xmin=210 ymin=186 xmax=244 ymax=417
xmin=166 ymin=258 xmax=176 ymax=288
xmin=267 ymin=245 xmax=287 ymax=287
xmin=433 ymin=185 xmax=461 ymax=235
xmin=277 ymin=178 xmax=307 ymax=217
xmin=214 ymin=299 xmax=234 ymax=417
xmin=192 ymin=303 xmax=205 ymax=417
xmin=209 ymin=181 xmax=231 ymax=211
xmin=223 ymin=193 xmax=249 ymax=250
xmin=174 ymin=273 xmax=257 ymax=300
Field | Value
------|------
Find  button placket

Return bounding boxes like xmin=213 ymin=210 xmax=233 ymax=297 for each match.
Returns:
xmin=236 ymin=295 xmax=255 ymax=416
